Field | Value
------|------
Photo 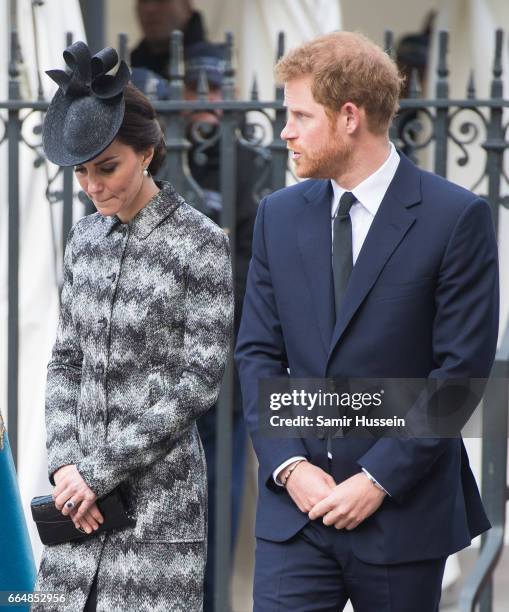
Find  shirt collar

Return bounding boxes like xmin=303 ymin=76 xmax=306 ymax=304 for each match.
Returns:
xmin=331 ymin=142 xmax=400 ymax=218
xmin=103 ymin=181 xmax=184 ymax=239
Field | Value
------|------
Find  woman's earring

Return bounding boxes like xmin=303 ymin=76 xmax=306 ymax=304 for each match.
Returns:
xmin=143 ymin=167 xmax=149 ymax=177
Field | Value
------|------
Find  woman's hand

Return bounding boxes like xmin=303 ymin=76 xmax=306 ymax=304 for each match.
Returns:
xmin=70 ymin=503 xmax=104 ymax=534
xmin=52 ymin=464 xmax=100 ymax=524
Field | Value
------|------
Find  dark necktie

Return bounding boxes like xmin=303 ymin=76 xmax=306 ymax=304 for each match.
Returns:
xmin=327 ymin=191 xmax=357 ymax=453
xmin=332 ymin=191 xmax=356 ymax=320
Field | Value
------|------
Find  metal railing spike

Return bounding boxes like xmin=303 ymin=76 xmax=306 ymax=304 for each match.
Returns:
xmin=409 ymin=68 xmax=421 ymax=98
xmin=250 ymin=74 xmax=259 ymax=101
xmin=168 ymin=30 xmax=184 ymax=100
xmin=197 ymin=68 xmax=209 ymax=100
xmin=466 ymin=70 xmax=476 ymax=100
xmin=384 ymin=30 xmax=395 ymax=59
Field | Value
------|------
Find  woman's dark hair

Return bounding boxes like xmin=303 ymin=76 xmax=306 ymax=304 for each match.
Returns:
xmin=117 ymin=83 xmax=166 ymax=175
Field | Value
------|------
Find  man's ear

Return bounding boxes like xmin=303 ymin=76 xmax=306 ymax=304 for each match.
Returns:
xmin=340 ymin=102 xmax=362 ymax=134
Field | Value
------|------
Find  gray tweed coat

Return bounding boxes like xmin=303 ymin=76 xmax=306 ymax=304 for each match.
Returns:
xmin=34 ymin=182 xmax=233 ymax=612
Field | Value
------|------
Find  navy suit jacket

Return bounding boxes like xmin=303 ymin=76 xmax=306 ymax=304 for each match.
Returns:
xmin=235 ymin=153 xmax=499 ymax=564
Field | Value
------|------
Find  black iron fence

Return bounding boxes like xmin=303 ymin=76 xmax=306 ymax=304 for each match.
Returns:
xmin=2 ymin=25 xmax=508 ymax=612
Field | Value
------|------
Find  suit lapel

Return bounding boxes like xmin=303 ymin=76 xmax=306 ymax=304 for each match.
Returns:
xmin=328 ymin=154 xmax=422 ymax=360
xmin=297 ymin=180 xmax=335 ymax=354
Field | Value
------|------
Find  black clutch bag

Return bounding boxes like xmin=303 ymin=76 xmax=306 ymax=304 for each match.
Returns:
xmin=31 ymin=487 xmax=135 ymax=546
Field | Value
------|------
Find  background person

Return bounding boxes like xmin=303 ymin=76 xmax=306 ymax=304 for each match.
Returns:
xmin=131 ymin=0 xmax=207 ymax=80
xmin=34 ymin=41 xmax=233 ymax=611
xmin=182 ymin=41 xmax=267 ymax=612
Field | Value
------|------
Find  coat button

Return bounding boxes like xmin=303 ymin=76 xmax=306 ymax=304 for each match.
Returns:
xmin=106 ymin=272 xmax=116 ymax=282
xmin=96 ymin=364 xmax=105 ymax=375
xmin=98 ymin=317 xmax=108 ymax=329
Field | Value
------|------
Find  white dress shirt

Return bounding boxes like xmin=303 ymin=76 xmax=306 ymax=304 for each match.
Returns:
xmin=331 ymin=141 xmax=400 ymax=264
xmin=273 ymin=143 xmax=401 ymax=490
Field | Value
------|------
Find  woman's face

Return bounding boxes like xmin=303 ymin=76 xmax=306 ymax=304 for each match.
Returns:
xmin=74 ymin=139 xmax=153 ymax=222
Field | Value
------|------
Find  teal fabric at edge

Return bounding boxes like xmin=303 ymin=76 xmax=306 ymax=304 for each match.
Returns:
xmin=0 ymin=425 xmax=36 ymax=610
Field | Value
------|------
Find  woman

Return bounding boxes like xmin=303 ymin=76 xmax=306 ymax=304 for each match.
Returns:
xmin=34 ymin=42 xmax=233 ymax=611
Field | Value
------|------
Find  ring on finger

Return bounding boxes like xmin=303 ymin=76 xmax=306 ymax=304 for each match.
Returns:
xmin=65 ymin=499 xmax=75 ymax=510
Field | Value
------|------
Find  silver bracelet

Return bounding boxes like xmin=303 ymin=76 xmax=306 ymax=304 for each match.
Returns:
xmin=364 ymin=470 xmax=387 ymax=494
xmin=282 ymin=459 xmax=305 ymax=488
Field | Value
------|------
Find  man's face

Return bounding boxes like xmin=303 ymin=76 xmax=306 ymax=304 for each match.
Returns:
xmin=137 ymin=0 xmax=191 ymax=43
xmin=281 ymin=76 xmax=352 ymax=180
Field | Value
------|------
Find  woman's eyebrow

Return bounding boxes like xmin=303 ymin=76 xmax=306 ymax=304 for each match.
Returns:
xmin=94 ymin=156 xmax=120 ymax=166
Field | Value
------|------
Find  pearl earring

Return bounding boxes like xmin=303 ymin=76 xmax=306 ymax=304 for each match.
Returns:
xmin=143 ymin=167 xmax=149 ymax=177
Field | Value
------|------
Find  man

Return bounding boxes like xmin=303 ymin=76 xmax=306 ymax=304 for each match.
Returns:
xmin=235 ymin=32 xmax=498 ymax=611
xmin=131 ymin=0 xmax=206 ymax=80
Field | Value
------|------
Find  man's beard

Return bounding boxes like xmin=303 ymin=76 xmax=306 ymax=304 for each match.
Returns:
xmin=295 ymin=134 xmax=353 ymax=180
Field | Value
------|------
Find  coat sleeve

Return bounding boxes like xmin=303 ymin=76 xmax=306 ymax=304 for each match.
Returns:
xmin=358 ymin=197 xmax=499 ymax=500
xmin=45 ymin=224 xmax=84 ymax=485
xmin=234 ymin=197 xmax=310 ymax=491
xmin=76 ymin=229 xmax=234 ymax=497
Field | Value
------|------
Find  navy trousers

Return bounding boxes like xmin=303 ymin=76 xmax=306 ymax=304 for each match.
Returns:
xmin=254 ymin=521 xmax=446 ymax=612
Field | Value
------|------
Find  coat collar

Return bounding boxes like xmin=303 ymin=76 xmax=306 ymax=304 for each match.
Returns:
xmin=301 ymin=150 xmax=421 ymax=209
xmin=102 ymin=181 xmax=184 ymax=239
xmin=331 ymin=142 xmax=400 ymax=218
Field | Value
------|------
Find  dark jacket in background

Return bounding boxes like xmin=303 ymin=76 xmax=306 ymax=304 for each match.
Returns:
xmin=189 ymin=140 xmax=267 ymax=335
xmin=131 ymin=11 xmax=206 ymax=80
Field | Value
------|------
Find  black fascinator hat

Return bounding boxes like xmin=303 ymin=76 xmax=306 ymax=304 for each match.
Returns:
xmin=43 ymin=41 xmax=131 ymax=166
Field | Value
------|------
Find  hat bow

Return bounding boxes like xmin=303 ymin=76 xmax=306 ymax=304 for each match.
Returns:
xmin=46 ymin=41 xmax=130 ymax=100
